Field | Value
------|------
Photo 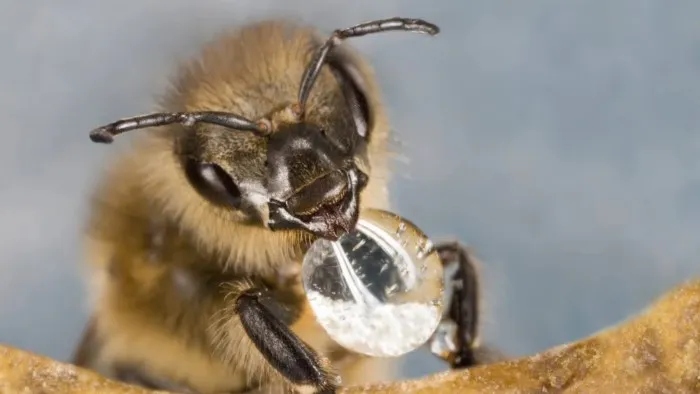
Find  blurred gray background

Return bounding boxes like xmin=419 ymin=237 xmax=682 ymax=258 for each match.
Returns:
xmin=1 ymin=0 xmax=700 ymax=381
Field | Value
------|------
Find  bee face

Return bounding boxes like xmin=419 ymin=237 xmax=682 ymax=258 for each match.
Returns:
xmin=88 ymin=18 xmax=437 ymax=242
xmin=175 ymin=41 xmax=375 ymax=241
xmin=265 ymin=121 xmax=370 ymax=240
xmin=180 ymin=116 xmax=371 ymax=241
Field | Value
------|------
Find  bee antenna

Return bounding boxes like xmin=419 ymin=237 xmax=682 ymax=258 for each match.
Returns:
xmin=89 ymin=111 xmax=270 ymax=144
xmin=296 ymin=17 xmax=440 ymax=116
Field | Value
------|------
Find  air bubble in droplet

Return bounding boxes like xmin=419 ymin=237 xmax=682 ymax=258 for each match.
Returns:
xmin=302 ymin=208 xmax=444 ymax=358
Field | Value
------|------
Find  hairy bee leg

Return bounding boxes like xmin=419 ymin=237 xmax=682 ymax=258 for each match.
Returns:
xmin=432 ymin=241 xmax=481 ymax=369
xmin=236 ymin=288 xmax=339 ymax=394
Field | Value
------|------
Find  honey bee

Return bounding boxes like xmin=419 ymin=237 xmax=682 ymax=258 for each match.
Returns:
xmin=71 ymin=16 xmax=502 ymax=394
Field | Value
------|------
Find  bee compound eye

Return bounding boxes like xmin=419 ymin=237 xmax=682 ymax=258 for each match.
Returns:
xmin=184 ymin=159 xmax=242 ymax=208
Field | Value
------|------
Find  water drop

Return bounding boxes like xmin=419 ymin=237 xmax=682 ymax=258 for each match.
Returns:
xmin=301 ymin=208 xmax=444 ymax=358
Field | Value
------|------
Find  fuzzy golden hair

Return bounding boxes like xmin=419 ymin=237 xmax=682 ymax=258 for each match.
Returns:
xmin=75 ymin=19 xmax=399 ymax=394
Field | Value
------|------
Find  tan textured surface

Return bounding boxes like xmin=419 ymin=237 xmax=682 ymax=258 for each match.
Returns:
xmin=1 ymin=278 xmax=699 ymax=394
xmin=0 ymin=345 xmax=166 ymax=394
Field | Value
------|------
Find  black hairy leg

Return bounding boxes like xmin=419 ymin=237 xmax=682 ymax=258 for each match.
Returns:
xmin=430 ymin=241 xmax=507 ymax=369
xmin=236 ymin=288 xmax=339 ymax=394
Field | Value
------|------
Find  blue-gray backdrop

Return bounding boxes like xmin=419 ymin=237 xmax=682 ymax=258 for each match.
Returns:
xmin=1 ymin=0 xmax=699 ymax=380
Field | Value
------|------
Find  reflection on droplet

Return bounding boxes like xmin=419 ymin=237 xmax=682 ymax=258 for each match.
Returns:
xmin=301 ymin=208 xmax=444 ymax=357
xmin=429 ymin=320 xmax=459 ymax=361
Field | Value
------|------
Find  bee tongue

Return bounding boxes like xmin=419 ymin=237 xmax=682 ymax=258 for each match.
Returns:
xmin=319 ymin=206 xmax=352 ymax=241
xmin=267 ymin=168 xmax=362 ymax=240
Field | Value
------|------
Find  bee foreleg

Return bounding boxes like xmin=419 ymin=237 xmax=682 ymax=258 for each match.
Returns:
xmin=235 ymin=288 xmax=339 ymax=394
xmin=431 ymin=241 xmax=508 ymax=369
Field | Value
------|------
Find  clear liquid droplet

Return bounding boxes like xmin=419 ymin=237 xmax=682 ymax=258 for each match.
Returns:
xmin=302 ymin=209 xmax=444 ymax=357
